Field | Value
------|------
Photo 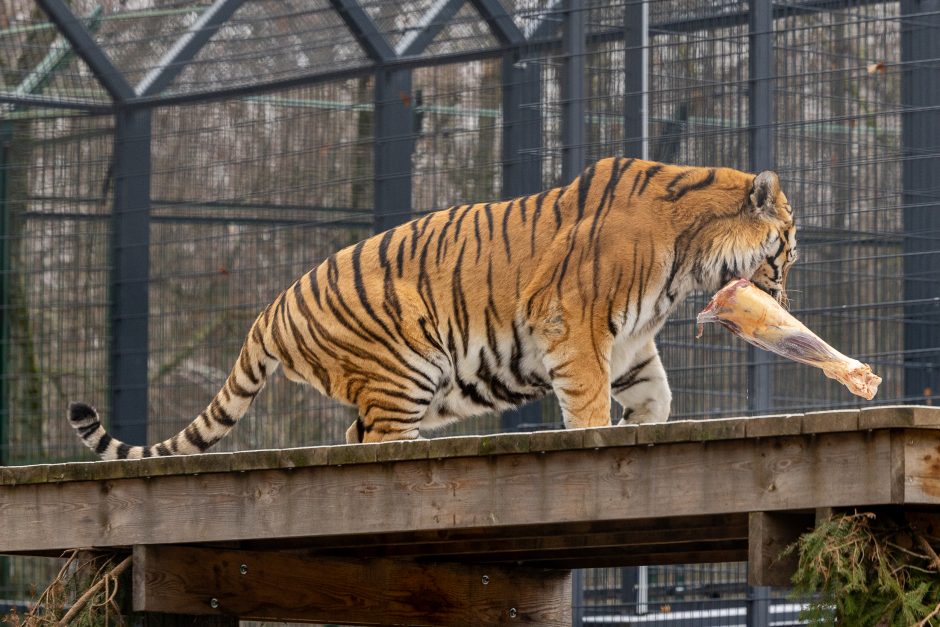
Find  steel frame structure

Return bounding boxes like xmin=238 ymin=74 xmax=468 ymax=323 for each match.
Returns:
xmin=0 ymin=0 xmax=929 ymax=455
xmin=3 ymin=1 xmax=940 ymax=624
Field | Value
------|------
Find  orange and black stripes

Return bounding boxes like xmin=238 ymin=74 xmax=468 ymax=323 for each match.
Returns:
xmin=69 ymin=157 xmax=797 ymax=457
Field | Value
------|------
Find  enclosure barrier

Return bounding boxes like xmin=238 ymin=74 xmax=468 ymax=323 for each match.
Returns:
xmin=4 ymin=0 xmax=940 ymax=465
xmin=3 ymin=406 xmax=940 ymax=625
xmin=4 ymin=0 xmax=940 ymax=620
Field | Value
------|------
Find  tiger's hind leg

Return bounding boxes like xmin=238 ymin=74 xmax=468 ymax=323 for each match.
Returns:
xmin=350 ymin=370 xmax=444 ymax=443
xmin=345 ymin=416 xmax=434 ymax=443
xmin=611 ymin=339 xmax=671 ymax=424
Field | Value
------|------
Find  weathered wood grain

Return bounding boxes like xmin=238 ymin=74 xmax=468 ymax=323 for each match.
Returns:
xmin=903 ymin=429 xmax=940 ymax=504
xmin=687 ymin=418 xmax=748 ymax=441
xmin=801 ymin=410 xmax=859 ymax=434
xmin=0 ymin=431 xmax=897 ymax=554
xmin=747 ymin=511 xmax=813 ymax=586
xmin=10 ymin=407 xmax=940 ymax=488
xmin=304 ymin=515 xmax=750 ymax=566
xmin=133 ymin=545 xmax=571 ymax=626
xmin=860 ymin=405 xmax=940 ymax=430
xmin=745 ymin=414 xmax=802 ymax=438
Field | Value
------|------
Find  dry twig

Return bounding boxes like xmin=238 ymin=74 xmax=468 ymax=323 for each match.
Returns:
xmin=55 ymin=555 xmax=131 ymax=626
xmin=912 ymin=601 xmax=940 ymax=627
xmin=915 ymin=533 xmax=940 ymax=572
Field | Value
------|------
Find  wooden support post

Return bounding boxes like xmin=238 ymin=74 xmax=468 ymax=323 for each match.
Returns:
xmin=747 ymin=511 xmax=813 ymax=587
xmin=133 ymin=545 xmax=571 ymax=626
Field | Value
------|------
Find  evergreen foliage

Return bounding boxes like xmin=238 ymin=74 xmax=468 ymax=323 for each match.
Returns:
xmin=787 ymin=512 xmax=940 ymax=626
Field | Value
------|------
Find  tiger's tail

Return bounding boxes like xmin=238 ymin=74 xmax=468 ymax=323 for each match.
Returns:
xmin=69 ymin=312 xmax=277 ymax=460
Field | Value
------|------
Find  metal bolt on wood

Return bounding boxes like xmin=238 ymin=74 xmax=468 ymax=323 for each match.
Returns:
xmin=482 ymin=575 xmax=490 ymax=585
xmin=240 ymin=564 xmax=248 ymax=574
xmin=210 ymin=598 xmax=219 ymax=609
xmin=509 ymin=607 xmax=517 ymax=618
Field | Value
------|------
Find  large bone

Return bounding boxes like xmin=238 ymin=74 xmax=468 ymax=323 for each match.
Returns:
xmin=696 ymin=278 xmax=882 ymax=400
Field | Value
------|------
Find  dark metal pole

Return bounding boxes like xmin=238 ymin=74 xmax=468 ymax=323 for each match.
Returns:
xmin=901 ymin=0 xmax=940 ymax=404
xmin=620 ymin=0 xmax=649 ymax=421
xmin=623 ymin=0 xmax=647 ymax=159
xmin=571 ymin=568 xmax=585 ymax=627
xmin=329 ymin=0 xmax=396 ymax=63
xmin=500 ymin=50 xmax=544 ymax=431
xmin=471 ymin=0 xmax=527 ymax=47
xmin=0 ymin=123 xmax=10 ymax=465
xmin=501 ymin=54 xmax=543 ymax=196
xmin=747 ymin=585 xmax=771 ymax=627
xmin=374 ymin=68 xmax=415 ymax=233
xmin=747 ymin=0 xmax=774 ymax=414
xmin=36 ymin=0 xmax=134 ymax=102
xmin=38 ymin=0 xmax=155 ymax=444
xmin=110 ymin=108 xmax=152 ymax=445
xmin=561 ymin=0 xmax=587 ymax=181
xmin=135 ymin=0 xmax=247 ymax=98
xmin=396 ymin=0 xmax=466 ymax=57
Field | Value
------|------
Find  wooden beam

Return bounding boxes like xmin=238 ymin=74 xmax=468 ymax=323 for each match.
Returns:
xmin=747 ymin=511 xmax=814 ymax=587
xmin=0 ymin=430 xmax=904 ymax=554
xmin=903 ymin=429 xmax=940 ymax=503
xmin=299 ymin=515 xmax=750 ymax=567
xmin=133 ymin=545 xmax=571 ymax=626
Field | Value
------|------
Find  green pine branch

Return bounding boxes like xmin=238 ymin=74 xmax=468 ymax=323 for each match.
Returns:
xmin=786 ymin=512 xmax=940 ymax=626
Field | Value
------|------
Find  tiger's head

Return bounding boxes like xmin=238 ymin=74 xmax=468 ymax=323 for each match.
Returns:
xmin=743 ymin=170 xmax=797 ymax=308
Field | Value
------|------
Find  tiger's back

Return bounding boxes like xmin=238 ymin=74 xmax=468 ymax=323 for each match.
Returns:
xmin=69 ymin=158 xmax=797 ymax=459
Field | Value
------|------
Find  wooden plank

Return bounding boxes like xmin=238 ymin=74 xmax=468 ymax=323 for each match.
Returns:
xmin=801 ymin=409 xmax=859 ymax=434
xmin=489 ymin=548 xmax=749 ymax=570
xmin=860 ymin=405 xmax=940 ymax=430
xmin=903 ymin=429 xmax=940 ymax=504
xmin=747 ymin=511 xmax=813 ymax=586
xmin=10 ymin=408 xmax=940 ymax=487
xmin=235 ymin=512 xmax=749 ymax=554
xmin=688 ymin=417 xmax=748 ymax=441
xmin=636 ymin=420 xmax=695 ymax=444
xmin=529 ymin=428 xmax=587 ymax=452
xmin=411 ymin=539 xmax=748 ymax=568
xmin=303 ymin=527 xmax=750 ymax=569
xmin=745 ymin=414 xmax=802 ymax=438
xmin=300 ymin=515 xmax=750 ymax=562
xmin=133 ymin=545 xmax=571 ymax=626
xmin=0 ymin=431 xmax=898 ymax=554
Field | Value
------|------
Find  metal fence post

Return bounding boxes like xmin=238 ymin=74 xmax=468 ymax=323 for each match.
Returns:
xmin=623 ymin=0 xmax=648 ymax=160
xmin=501 ymin=49 xmax=545 ymax=431
xmin=621 ymin=0 xmax=649 ymax=422
xmin=561 ymin=0 xmax=587 ymax=180
xmin=501 ymin=54 xmax=542 ymax=196
xmin=110 ymin=108 xmax=152 ymax=446
xmin=0 ymin=123 xmax=10 ymax=465
xmin=901 ymin=0 xmax=940 ymax=404
xmin=747 ymin=0 xmax=775 ymax=414
xmin=571 ymin=568 xmax=585 ymax=626
xmin=747 ymin=585 xmax=771 ymax=627
xmin=38 ymin=0 xmax=153 ymax=444
xmin=374 ymin=68 xmax=415 ymax=233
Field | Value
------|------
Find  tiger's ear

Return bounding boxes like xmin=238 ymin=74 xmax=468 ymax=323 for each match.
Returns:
xmin=749 ymin=170 xmax=780 ymax=216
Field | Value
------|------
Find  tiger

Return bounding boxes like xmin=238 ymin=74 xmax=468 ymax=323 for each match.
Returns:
xmin=69 ymin=158 xmax=798 ymax=460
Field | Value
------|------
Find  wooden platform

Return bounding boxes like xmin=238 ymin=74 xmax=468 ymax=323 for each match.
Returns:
xmin=4 ymin=405 xmax=940 ymax=625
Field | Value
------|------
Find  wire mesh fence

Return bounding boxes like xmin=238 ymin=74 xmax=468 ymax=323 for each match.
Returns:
xmin=3 ymin=0 xmax=940 ymax=623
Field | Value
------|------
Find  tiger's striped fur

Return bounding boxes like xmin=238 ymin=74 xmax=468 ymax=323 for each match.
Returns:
xmin=70 ymin=158 xmax=797 ymax=459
